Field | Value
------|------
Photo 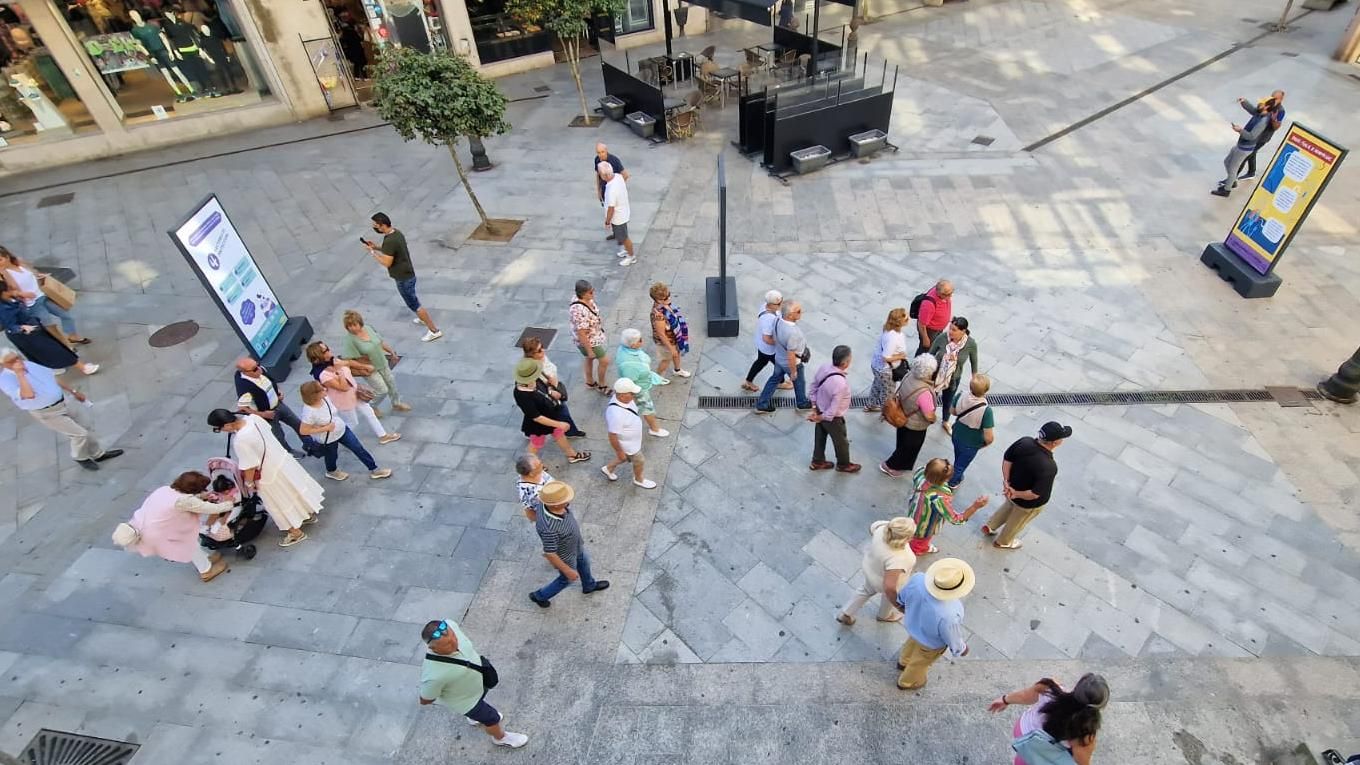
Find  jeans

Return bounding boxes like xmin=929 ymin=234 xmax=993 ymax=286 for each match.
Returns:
xmin=267 ymin=401 xmax=315 ymax=455
xmin=949 ymin=441 xmax=980 ymax=487
xmin=813 ymin=416 xmax=851 ymax=466
xmin=321 ymin=427 xmax=378 ymax=472
xmin=939 ymin=381 xmax=959 ymax=422
xmin=395 ymin=276 xmax=421 ymax=312
xmin=757 ymin=360 xmax=809 ymax=409
xmin=31 ymin=295 xmax=78 ymax=336
xmin=1238 ymin=147 xmax=1260 ymax=178
xmin=1220 ymin=145 xmax=1252 ymax=190
xmin=533 ymin=550 xmax=596 ymax=601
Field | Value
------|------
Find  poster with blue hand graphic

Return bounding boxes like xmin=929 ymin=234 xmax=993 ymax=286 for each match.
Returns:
xmin=171 ymin=196 xmax=289 ymax=357
xmin=1225 ymin=124 xmax=1347 ymax=276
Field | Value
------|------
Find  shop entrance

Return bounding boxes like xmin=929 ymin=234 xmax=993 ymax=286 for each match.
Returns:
xmin=0 ymin=0 xmax=97 ymax=147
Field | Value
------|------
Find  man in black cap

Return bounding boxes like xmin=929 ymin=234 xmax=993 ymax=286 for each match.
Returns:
xmin=981 ymin=421 xmax=1070 ymax=550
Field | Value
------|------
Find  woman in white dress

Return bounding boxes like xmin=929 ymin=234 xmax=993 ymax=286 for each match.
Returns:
xmin=207 ymin=408 xmax=323 ymax=547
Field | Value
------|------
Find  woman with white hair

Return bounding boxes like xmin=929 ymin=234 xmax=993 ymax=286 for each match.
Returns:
xmin=880 ymin=354 xmax=938 ymax=478
xmin=836 ymin=516 xmax=918 ymax=625
xmin=615 ymin=328 xmax=669 ymax=438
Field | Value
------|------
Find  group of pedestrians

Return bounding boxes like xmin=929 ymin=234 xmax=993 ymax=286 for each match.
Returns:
xmin=1211 ymin=89 xmax=1286 ymax=198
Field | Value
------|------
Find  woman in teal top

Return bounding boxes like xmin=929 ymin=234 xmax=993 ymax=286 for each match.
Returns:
xmin=340 ymin=309 xmax=409 ymax=414
xmin=949 ymin=372 xmax=994 ymax=487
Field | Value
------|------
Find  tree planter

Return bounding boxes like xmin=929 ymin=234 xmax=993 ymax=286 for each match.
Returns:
xmin=848 ymin=129 xmax=887 ymax=157
xmin=625 ymin=111 xmax=656 ymax=139
xmin=791 ymin=145 xmax=830 ymax=174
xmin=600 ymin=95 xmax=627 ymax=121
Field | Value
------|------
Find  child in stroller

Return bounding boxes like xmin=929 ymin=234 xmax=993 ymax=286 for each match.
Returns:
xmin=199 ymin=456 xmax=269 ymax=559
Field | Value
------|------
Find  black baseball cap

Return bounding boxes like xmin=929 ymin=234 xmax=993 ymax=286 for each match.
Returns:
xmin=1039 ymin=421 xmax=1073 ymax=441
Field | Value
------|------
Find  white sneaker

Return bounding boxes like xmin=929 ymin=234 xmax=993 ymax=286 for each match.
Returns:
xmin=619 ymin=256 xmax=637 ymax=266
xmin=412 ymin=316 xmax=425 ymax=324
xmin=648 ymin=428 xmax=669 ymax=438
xmin=81 ymin=363 xmax=99 ymax=375
xmin=421 ymin=330 xmax=444 ymax=342
xmin=493 ymin=731 xmax=528 ymax=748
xmin=601 ymin=465 xmax=619 ymax=481
xmin=653 ymin=377 xmax=671 ymax=385
xmin=674 ymin=369 xmax=692 ymax=378
xmin=633 ymin=478 xmax=657 ymax=489
xmin=616 ymin=250 xmax=629 ymax=259
xmin=370 ymin=468 xmax=393 ymax=479
xmin=325 ymin=470 xmax=349 ymax=481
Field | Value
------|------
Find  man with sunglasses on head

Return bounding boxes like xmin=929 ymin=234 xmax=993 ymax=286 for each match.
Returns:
xmin=419 ymin=619 xmax=529 ymax=749
xmin=233 ymin=356 xmax=314 ymax=458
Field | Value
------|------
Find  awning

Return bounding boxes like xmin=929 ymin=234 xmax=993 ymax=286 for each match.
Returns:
xmin=684 ymin=0 xmax=776 ymax=27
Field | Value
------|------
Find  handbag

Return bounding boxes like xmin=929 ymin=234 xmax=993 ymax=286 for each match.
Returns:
xmin=891 ymin=363 xmax=909 ymax=382
xmin=553 ymin=380 xmax=568 ymax=403
xmin=882 ymin=394 xmax=909 ymax=428
xmin=426 ymin=653 xmax=500 ymax=689
xmin=39 ymin=275 xmax=77 ymax=310
xmin=356 ymin=386 xmax=376 ymax=403
xmin=385 ymin=352 xmax=401 ymax=369
xmin=774 ymin=318 xmax=811 ymax=365
xmin=1011 ymin=730 xmax=1077 ymax=765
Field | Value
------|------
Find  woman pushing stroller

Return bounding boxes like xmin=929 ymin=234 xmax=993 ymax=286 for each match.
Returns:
xmin=112 ymin=471 xmax=235 ymax=582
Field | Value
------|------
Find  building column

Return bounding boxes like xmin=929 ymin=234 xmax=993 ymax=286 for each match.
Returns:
xmin=1337 ymin=5 xmax=1360 ymax=63
xmin=436 ymin=0 xmax=482 ymax=67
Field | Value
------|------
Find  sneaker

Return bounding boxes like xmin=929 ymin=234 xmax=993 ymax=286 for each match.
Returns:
xmin=674 ymin=369 xmax=692 ymax=378
xmin=836 ymin=613 xmax=855 ymax=626
xmin=325 ymin=470 xmax=350 ymax=481
xmin=619 ymin=256 xmax=637 ymax=266
xmin=616 ymin=250 xmax=629 ymax=259
xmin=648 ymin=428 xmax=669 ymax=438
xmin=566 ymin=430 xmax=588 ymax=439
xmin=378 ymin=433 xmax=402 ymax=444
xmin=493 ymin=731 xmax=529 ymax=749
xmin=81 ymin=363 xmax=100 ymax=375
xmin=1238 ymin=172 xmax=1256 ymax=181
xmin=1210 ymin=187 xmax=1230 ymax=198
xmin=412 ymin=316 xmax=425 ymax=324
xmin=878 ymin=462 xmax=904 ymax=478
xmin=584 ymin=580 xmax=611 ymax=594
xmin=795 ymin=403 xmax=814 ymax=411
xmin=421 ymin=330 xmax=444 ymax=342
xmin=392 ymin=402 xmax=413 ymax=412
xmin=754 ymin=406 xmax=776 ymax=415
xmin=601 ymin=465 xmax=619 ymax=481
xmin=369 ymin=468 xmax=393 ymax=479
xmin=279 ymin=531 xmax=308 ymax=547
xmin=633 ymin=478 xmax=658 ymax=489
xmin=529 ymin=592 xmax=551 ymax=608
xmin=653 ymin=377 xmax=671 ymax=386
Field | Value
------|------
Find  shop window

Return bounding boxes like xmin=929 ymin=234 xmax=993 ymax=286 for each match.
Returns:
xmin=615 ymin=0 xmax=653 ymax=35
xmin=0 ymin=0 xmax=97 ymax=147
xmin=52 ymin=0 xmax=272 ymax=125
xmin=466 ymin=0 xmax=550 ymax=64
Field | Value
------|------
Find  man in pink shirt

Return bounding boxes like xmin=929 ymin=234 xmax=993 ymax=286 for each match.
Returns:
xmin=915 ymin=279 xmax=954 ymax=355
xmin=808 ymin=345 xmax=860 ymax=473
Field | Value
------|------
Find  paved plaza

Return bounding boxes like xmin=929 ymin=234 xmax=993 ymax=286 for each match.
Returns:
xmin=2 ymin=0 xmax=1360 ymax=762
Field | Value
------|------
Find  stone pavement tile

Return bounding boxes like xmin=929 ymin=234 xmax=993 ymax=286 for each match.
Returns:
xmin=667 ymin=508 xmax=761 ymax=584
xmin=180 ymin=729 xmax=390 ymax=765
xmin=325 ymin=655 xmax=420 ymax=710
xmin=235 ymin=645 xmax=348 ymax=696
xmin=411 ymin=442 xmax=467 ymax=469
xmin=245 ymin=606 xmax=359 ymax=654
xmin=342 ymin=617 xmax=424 ymax=664
xmin=734 ymin=562 xmax=801 ymax=621
xmin=637 ymin=628 xmax=702 ymax=664
xmin=121 ymin=722 xmax=200 ymax=765
xmin=720 ymin=598 xmax=792 ymax=662
xmin=391 ymin=587 xmax=474 ymax=625
xmin=241 ymin=571 xmax=351 ymax=612
xmin=366 ymin=516 xmax=468 ymax=557
xmin=1075 ymin=592 xmax=1154 ymax=657
xmin=348 ymin=707 xmax=419 ymax=758
xmin=622 ymin=598 xmax=668 ymax=656
xmin=780 ymin=600 xmax=861 ymax=663
xmin=0 ymin=701 xmax=86 ymax=755
xmin=790 ymin=561 xmax=854 ymax=612
xmin=800 ymin=529 xmax=863 ymax=582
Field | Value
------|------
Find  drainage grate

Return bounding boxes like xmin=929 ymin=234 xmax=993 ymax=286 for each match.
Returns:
xmin=698 ymin=389 xmax=1321 ymax=409
xmin=533 ymin=85 xmax=552 ymax=93
xmin=19 ymin=729 xmax=139 ymax=764
xmin=514 ymin=326 xmax=557 ymax=349
xmin=36 ymin=192 xmax=75 ymax=209
xmin=970 ymin=135 xmax=995 ymax=147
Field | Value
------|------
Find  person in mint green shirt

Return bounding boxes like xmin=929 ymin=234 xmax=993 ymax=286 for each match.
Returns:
xmin=340 ymin=309 xmax=409 ymax=414
xmin=948 ymin=373 xmax=995 ymax=488
xmin=419 ymin=619 xmax=528 ymax=749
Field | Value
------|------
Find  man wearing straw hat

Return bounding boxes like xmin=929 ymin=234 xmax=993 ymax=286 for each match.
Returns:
xmin=895 ymin=557 xmax=975 ymax=690
xmin=528 ymin=481 xmax=610 ymax=608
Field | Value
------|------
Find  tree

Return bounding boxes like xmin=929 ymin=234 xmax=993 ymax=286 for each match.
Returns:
xmin=506 ymin=0 xmax=626 ymax=125
xmin=371 ymin=47 xmax=510 ymax=233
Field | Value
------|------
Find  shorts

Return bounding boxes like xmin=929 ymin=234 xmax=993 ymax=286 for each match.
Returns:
xmin=464 ymin=695 xmax=501 ymax=727
xmin=611 ymin=222 xmax=630 ymax=242
xmin=528 ymin=427 xmax=566 ymax=449
xmin=623 ymin=450 xmax=645 ymax=467
xmin=395 ymin=276 xmax=421 ymax=312
xmin=578 ymin=344 xmax=607 ymax=359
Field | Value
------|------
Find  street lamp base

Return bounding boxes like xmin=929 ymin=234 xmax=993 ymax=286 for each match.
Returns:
xmin=1317 ymin=348 xmax=1360 ymax=404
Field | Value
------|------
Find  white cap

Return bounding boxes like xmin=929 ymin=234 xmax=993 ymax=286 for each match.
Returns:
xmin=613 ymin=378 xmax=642 ymax=395
xmin=764 ymin=290 xmax=783 ymax=305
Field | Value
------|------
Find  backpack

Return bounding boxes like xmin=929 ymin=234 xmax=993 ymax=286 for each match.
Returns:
xmin=1011 ymin=730 xmax=1076 ymax=765
xmin=908 ymin=292 xmax=934 ymax=319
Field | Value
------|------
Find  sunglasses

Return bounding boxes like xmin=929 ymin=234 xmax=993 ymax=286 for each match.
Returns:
xmin=429 ymin=620 xmax=449 ymax=641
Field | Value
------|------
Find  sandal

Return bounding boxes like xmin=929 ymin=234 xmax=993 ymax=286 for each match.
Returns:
xmin=70 ymin=337 xmax=92 ymax=345
xmin=279 ymin=531 xmax=308 ymax=547
xmin=597 ymin=384 xmax=613 ymax=395
xmin=876 ymin=613 xmax=903 ymax=623
xmin=568 ymin=451 xmax=592 ymax=463
xmin=740 ymin=382 xmax=758 ymax=392
xmin=993 ymin=540 xmax=1023 ymax=550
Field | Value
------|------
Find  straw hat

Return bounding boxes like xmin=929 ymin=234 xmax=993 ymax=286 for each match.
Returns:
xmin=539 ymin=481 xmax=574 ymax=507
xmin=925 ymin=558 xmax=975 ymax=601
xmin=514 ymin=358 xmax=542 ymax=385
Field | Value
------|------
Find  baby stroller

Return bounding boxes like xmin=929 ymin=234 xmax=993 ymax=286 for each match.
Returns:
xmin=199 ymin=456 xmax=268 ymax=560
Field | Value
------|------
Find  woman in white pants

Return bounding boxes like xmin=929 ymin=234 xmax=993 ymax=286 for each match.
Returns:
xmin=835 ymin=517 xmax=918 ymax=625
xmin=307 ymin=340 xmax=400 ymax=444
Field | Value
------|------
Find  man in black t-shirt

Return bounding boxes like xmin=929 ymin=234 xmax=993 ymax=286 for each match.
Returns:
xmin=981 ymin=421 xmax=1070 ymax=550
xmin=593 ymin=143 xmax=629 ymax=239
xmin=363 ymin=212 xmax=443 ymax=342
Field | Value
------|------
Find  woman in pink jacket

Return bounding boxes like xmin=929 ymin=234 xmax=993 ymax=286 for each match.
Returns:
xmin=113 ymin=471 xmax=233 ymax=582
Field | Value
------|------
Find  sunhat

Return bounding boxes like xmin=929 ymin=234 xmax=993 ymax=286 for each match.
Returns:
xmin=539 ymin=481 xmax=574 ymax=507
xmin=925 ymin=558 xmax=975 ymax=601
xmin=514 ymin=358 xmax=542 ymax=385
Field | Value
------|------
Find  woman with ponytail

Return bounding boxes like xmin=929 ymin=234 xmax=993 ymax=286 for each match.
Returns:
xmin=989 ymin=673 xmax=1109 ymax=765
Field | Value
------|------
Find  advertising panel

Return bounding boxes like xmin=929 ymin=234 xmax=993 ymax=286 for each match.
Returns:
xmin=1224 ymin=123 xmax=1347 ymax=276
xmin=169 ymin=195 xmax=288 ymax=358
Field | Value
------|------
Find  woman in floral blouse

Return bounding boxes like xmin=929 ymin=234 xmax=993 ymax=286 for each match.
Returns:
xmin=568 ymin=280 xmax=611 ymax=394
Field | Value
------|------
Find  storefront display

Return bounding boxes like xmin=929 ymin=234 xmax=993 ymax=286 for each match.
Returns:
xmin=0 ymin=0 xmax=94 ymax=146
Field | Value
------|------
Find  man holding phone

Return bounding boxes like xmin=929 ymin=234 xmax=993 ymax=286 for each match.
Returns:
xmin=362 ymin=212 xmax=443 ymax=342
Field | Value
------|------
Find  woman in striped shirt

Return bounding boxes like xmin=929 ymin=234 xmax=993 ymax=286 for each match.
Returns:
xmin=908 ymin=458 xmax=989 ymax=555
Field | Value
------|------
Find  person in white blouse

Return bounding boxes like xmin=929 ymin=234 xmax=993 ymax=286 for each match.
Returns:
xmin=866 ymin=307 xmax=909 ymax=412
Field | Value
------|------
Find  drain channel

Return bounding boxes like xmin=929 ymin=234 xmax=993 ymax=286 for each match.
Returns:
xmin=19 ymin=729 xmax=139 ymax=765
xmin=698 ymin=388 xmax=1321 ymax=409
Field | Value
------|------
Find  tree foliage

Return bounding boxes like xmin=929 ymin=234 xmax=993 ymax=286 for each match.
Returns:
xmin=371 ymin=47 xmax=510 ymax=146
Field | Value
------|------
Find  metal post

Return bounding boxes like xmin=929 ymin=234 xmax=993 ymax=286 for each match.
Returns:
xmin=468 ymin=136 xmax=493 ymax=171
xmin=809 ymin=0 xmax=820 ymax=76
xmin=718 ymin=153 xmax=727 ymax=315
xmin=662 ymin=0 xmax=674 ymax=57
xmin=1318 ymin=347 xmax=1360 ymax=404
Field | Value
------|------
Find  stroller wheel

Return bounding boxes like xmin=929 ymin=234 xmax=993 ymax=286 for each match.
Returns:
xmin=241 ymin=544 xmax=257 ymax=560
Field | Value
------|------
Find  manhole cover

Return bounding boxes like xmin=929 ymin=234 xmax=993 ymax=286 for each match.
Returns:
xmin=514 ymin=326 xmax=557 ymax=349
xmin=533 ymin=85 xmax=552 ymax=93
xmin=20 ymin=729 xmax=139 ymax=765
xmin=36 ymin=192 xmax=75 ymax=209
xmin=149 ymin=320 xmax=200 ymax=348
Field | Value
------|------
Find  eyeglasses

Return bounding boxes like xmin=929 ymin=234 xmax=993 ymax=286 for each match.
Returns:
xmin=429 ymin=620 xmax=449 ymax=641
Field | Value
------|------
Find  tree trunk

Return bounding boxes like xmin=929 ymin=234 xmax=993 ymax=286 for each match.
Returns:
xmin=1276 ymin=0 xmax=1295 ymax=30
xmin=447 ymin=140 xmax=496 ymax=234
xmin=566 ymin=36 xmax=591 ymax=124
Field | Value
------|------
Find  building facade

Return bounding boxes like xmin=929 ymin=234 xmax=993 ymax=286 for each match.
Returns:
xmin=0 ymin=0 xmax=699 ymax=177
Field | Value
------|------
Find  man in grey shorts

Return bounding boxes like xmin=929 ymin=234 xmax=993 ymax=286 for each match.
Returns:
xmin=599 ymin=162 xmax=636 ymax=266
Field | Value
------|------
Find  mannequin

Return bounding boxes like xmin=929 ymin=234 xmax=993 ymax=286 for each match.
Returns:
xmin=128 ymin=10 xmax=195 ymax=100
xmin=196 ymin=24 xmax=239 ymax=95
xmin=162 ymin=8 xmax=208 ymax=94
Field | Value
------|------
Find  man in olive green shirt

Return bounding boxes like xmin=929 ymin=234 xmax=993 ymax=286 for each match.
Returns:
xmin=419 ymin=619 xmax=528 ymax=749
xmin=363 ymin=212 xmax=443 ymax=342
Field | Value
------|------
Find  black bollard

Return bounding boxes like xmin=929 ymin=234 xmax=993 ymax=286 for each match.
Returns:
xmin=469 ymin=136 xmax=494 ymax=172
xmin=1317 ymin=347 xmax=1360 ymax=404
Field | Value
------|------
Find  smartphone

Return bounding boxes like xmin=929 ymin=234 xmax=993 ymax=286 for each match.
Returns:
xmin=359 ymin=237 xmax=372 ymax=246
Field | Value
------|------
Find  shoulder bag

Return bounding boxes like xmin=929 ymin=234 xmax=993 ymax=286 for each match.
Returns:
xmin=774 ymin=318 xmax=811 ymax=364
xmin=426 ymin=653 xmax=500 ymax=690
